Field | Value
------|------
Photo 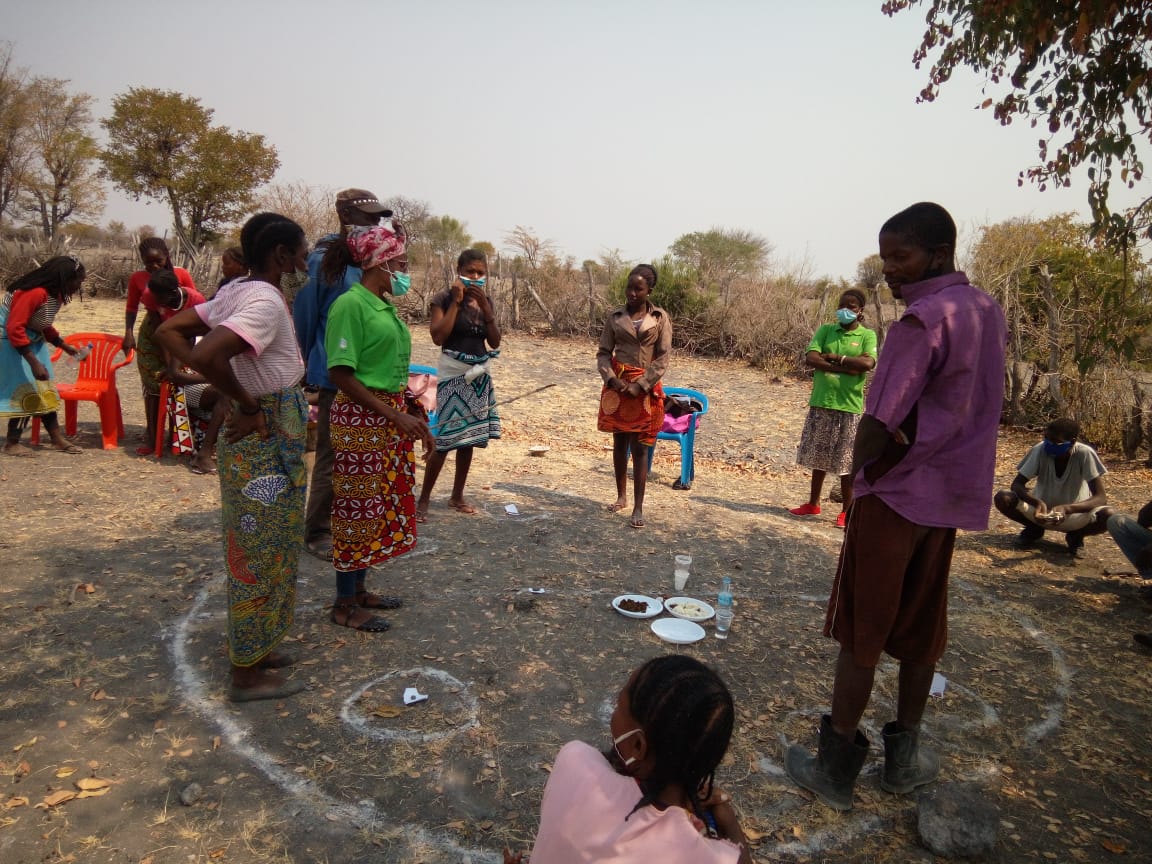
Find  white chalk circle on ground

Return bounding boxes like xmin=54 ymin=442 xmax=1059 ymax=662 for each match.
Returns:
xmin=342 ymin=667 xmax=480 ymax=743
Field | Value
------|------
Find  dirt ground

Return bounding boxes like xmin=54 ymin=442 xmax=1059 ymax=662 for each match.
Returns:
xmin=1 ymin=296 xmax=1150 ymax=864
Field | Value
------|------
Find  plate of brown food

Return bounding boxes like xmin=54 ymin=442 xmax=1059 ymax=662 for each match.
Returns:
xmin=612 ymin=594 xmax=664 ymax=619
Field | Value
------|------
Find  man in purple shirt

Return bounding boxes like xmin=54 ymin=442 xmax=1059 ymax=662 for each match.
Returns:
xmin=785 ymin=203 xmax=1007 ymax=810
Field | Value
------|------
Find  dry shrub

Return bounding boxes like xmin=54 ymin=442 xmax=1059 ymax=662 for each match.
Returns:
xmin=680 ymin=278 xmax=815 ymax=369
xmin=0 ymin=239 xmax=136 ymax=298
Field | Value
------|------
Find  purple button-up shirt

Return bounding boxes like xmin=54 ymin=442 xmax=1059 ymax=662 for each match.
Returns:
xmin=854 ymin=271 xmax=1006 ymax=531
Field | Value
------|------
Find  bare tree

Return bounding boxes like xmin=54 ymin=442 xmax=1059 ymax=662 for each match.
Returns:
xmin=256 ymin=180 xmax=336 ymax=243
xmin=505 ymin=225 xmax=555 ymax=271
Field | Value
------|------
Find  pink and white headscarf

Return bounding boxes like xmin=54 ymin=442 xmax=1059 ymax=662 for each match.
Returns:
xmin=346 ymin=225 xmax=406 ymax=271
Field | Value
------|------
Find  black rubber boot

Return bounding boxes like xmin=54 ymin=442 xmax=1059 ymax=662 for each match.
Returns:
xmin=880 ymin=721 xmax=939 ymax=794
xmin=785 ymin=714 xmax=869 ymax=810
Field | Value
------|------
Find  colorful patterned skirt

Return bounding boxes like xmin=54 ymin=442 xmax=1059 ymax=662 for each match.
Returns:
xmin=136 ymin=314 xmax=166 ymax=397
xmin=796 ymin=405 xmax=861 ymax=476
xmin=596 ymin=360 xmax=665 ymax=446
xmin=330 ymin=390 xmax=419 ymax=572
xmin=433 ymin=371 xmax=501 ymax=452
xmin=0 ymin=329 xmax=60 ymax=420
xmin=217 ymin=386 xmax=307 ymax=667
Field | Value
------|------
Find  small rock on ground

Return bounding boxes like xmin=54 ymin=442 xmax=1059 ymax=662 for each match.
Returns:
xmin=917 ymin=782 xmax=999 ymax=858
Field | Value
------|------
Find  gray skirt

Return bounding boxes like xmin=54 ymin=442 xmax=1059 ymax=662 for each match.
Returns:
xmin=796 ymin=406 xmax=861 ymax=476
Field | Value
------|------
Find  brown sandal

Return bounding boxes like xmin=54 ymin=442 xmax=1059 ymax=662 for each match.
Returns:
xmin=330 ymin=602 xmax=390 ymax=633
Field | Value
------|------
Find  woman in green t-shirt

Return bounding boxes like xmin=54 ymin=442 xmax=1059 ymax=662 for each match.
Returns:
xmin=789 ymin=290 xmax=877 ymax=529
xmin=321 ymin=224 xmax=435 ymax=632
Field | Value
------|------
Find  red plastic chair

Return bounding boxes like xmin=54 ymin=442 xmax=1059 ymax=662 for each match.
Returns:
xmin=31 ymin=333 xmax=134 ymax=450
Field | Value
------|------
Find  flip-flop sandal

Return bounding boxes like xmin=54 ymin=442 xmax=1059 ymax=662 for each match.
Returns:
xmin=190 ymin=464 xmax=217 ymax=475
xmin=356 ymin=592 xmax=404 ymax=610
xmin=1 ymin=445 xmax=36 ymax=457
xmin=415 ymin=511 xmax=429 ymax=524
xmin=227 ymin=678 xmax=306 ymax=703
xmin=605 ymin=503 xmax=627 ymax=513
xmin=450 ymin=502 xmax=478 ymax=515
xmin=330 ymin=606 xmax=390 ymax=632
xmin=134 ymin=445 xmax=155 ymax=457
xmin=630 ymin=516 xmax=645 ymax=529
xmin=54 ymin=443 xmax=83 ymax=454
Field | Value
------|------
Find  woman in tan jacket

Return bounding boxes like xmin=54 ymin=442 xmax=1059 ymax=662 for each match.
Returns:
xmin=596 ymin=264 xmax=672 ymax=529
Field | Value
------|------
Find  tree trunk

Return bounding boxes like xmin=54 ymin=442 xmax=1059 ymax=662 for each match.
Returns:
xmin=1007 ymin=360 xmax=1032 ymax=425
xmin=585 ymin=263 xmax=596 ymax=334
xmin=524 ymin=280 xmax=556 ymax=329
xmin=1037 ymin=264 xmax=1067 ymax=416
xmin=869 ymin=286 xmax=887 ymax=351
xmin=511 ymin=272 xmax=521 ymax=328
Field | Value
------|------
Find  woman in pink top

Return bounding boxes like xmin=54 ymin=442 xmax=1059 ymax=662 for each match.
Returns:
xmin=156 ymin=213 xmax=309 ymax=703
xmin=508 ymin=656 xmax=752 ymax=864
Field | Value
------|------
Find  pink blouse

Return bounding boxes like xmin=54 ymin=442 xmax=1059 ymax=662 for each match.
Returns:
xmin=529 ymin=741 xmax=740 ymax=864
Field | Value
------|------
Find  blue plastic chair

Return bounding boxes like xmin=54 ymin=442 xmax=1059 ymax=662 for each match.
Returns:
xmin=408 ymin=363 xmax=439 ymax=434
xmin=648 ymin=386 xmax=710 ymax=490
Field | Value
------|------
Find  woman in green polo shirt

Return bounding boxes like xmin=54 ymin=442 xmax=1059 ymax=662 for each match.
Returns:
xmin=789 ymin=290 xmax=877 ymax=529
xmin=321 ymin=224 xmax=435 ymax=632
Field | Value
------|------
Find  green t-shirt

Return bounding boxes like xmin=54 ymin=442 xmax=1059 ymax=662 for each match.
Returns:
xmin=325 ymin=283 xmax=411 ymax=391
xmin=806 ymin=322 xmax=877 ymax=414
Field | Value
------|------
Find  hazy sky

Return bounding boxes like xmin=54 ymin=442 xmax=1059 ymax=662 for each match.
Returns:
xmin=4 ymin=1 xmax=1137 ymax=280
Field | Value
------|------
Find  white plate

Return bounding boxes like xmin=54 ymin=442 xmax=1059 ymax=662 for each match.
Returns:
xmin=528 ymin=446 xmax=551 ymax=456
xmin=664 ymin=596 xmax=715 ymax=622
xmin=650 ymin=618 xmax=706 ymax=644
xmin=612 ymin=594 xmax=664 ymax=619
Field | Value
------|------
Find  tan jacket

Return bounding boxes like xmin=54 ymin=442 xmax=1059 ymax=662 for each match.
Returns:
xmin=596 ymin=303 xmax=672 ymax=392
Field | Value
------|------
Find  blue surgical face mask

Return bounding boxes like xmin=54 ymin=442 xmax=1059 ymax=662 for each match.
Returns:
xmin=1042 ymin=439 xmax=1074 ymax=457
xmin=390 ymin=271 xmax=411 ymax=296
xmin=461 ymin=276 xmax=486 ymax=289
xmin=836 ymin=308 xmax=858 ymax=326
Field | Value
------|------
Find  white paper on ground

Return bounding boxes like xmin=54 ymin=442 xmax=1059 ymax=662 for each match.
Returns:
xmin=930 ymin=672 xmax=947 ymax=697
xmin=505 ymin=504 xmax=520 ymax=515
xmin=403 ymin=687 xmax=428 ymax=705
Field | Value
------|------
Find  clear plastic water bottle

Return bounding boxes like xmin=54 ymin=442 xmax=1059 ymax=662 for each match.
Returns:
xmin=715 ymin=576 xmax=734 ymax=639
xmin=66 ymin=342 xmax=94 ymax=366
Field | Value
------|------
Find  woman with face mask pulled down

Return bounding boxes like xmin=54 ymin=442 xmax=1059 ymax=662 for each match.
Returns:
xmin=319 ymin=223 xmax=435 ymax=632
xmin=156 ymin=213 xmax=311 ymax=702
xmin=789 ymin=290 xmax=877 ymax=529
xmin=504 ymin=655 xmax=752 ymax=864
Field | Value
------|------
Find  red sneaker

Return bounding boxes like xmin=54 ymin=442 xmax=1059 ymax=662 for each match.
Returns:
xmin=835 ymin=511 xmax=847 ymax=529
xmin=789 ymin=503 xmax=821 ymax=516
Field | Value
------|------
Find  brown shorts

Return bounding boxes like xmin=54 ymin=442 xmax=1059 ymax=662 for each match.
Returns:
xmin=824 ymin=494 xmax=956 ymax=667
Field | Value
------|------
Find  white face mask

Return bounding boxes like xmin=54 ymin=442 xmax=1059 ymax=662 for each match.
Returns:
xmin=613 ymin=727 xmax=644 ymax=767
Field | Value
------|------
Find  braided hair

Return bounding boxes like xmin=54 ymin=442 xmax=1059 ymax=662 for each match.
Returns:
xmin=239 ymin=212 xmax=305 ymax=275
xmin=629 ymin=264 xmax=658 ymax=289
xmin=6 ymin=256 xmax=86 ymax=305
xmin=138 ymin=237 xmax=174 ymax=271
xmin=617 ymin=655 xmax=734 ymax=821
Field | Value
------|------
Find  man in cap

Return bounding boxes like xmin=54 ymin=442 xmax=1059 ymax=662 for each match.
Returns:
xmin=293 ymin=188 xmax=392 ymax=559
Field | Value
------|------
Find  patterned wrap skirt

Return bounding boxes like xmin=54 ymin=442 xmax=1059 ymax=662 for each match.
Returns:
xmin=218 ymin=386 xmax=307 ymax=667
xmin=330 ymin=390 xmax=419 ymax=572
xmin=136 ymin=314 xmax=166 ymax=397
xmin=796 ymin=405 xmax=861 ymax=476
xmin=0 ymin=330 xmax=60 ymax=420
xmin=434 ymin=371 xmax=502 ymax=452
xmin=597 ymin=360 xmax=665 ymax=446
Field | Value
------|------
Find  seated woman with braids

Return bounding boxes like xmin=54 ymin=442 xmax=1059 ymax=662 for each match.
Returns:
xmin=506 ymin=655 xmax=752 ymax=864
